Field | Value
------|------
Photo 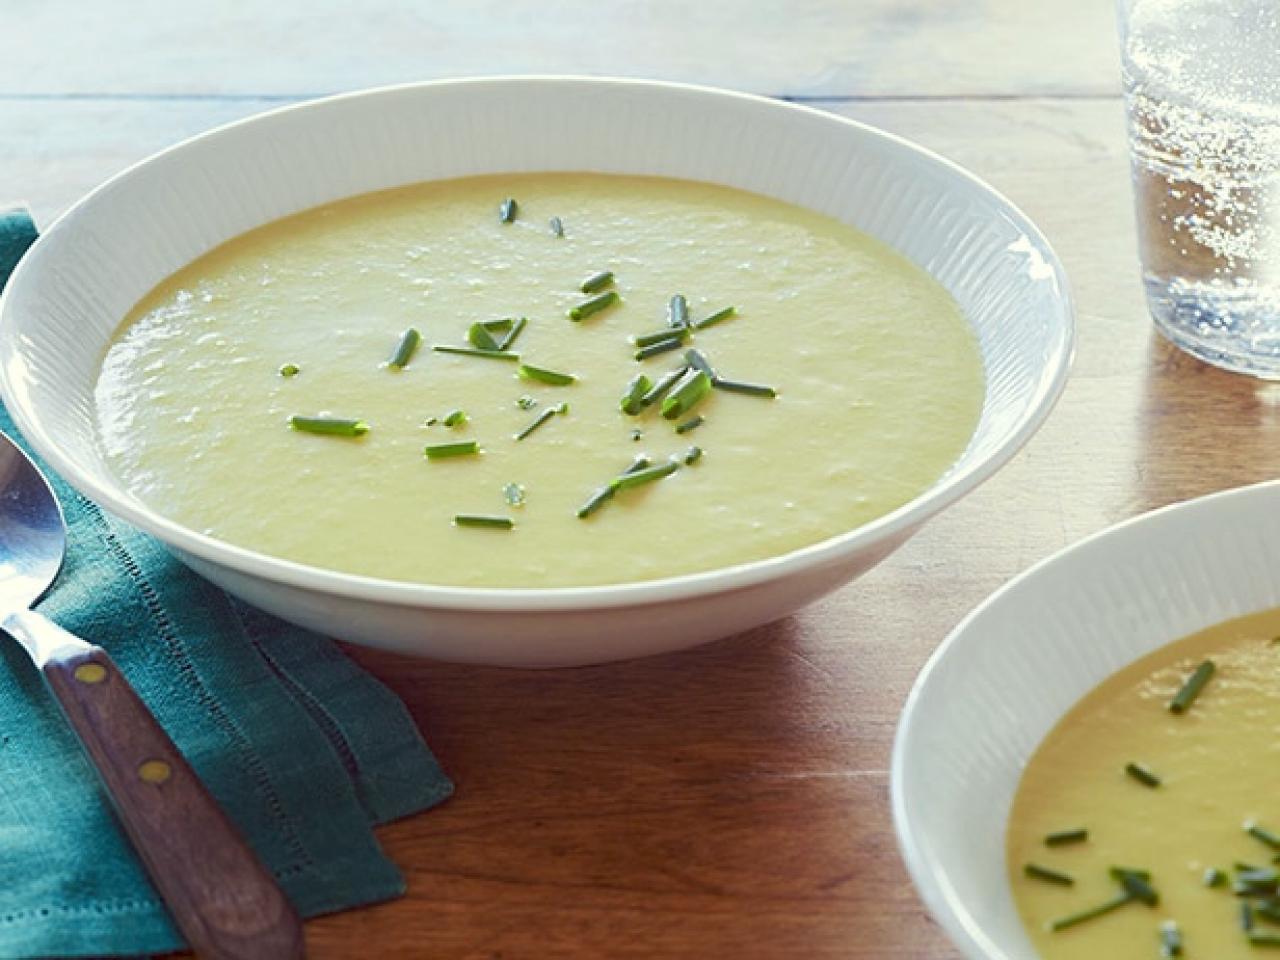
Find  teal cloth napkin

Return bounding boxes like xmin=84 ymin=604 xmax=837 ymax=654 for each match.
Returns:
xmin=0 ymin=207 xmax=452 ymax=958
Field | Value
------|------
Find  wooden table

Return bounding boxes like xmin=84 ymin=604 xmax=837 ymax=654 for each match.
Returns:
xmin=11 ymin=2 xmax=1280 ymax=955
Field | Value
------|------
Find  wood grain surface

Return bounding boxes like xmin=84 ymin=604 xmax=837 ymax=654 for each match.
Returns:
xmin=9 ymin=1 xmax=1280 ymax=956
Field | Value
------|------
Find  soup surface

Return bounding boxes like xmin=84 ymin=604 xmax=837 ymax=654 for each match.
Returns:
xmin=1009 ymin=608 xmax=1280 ymax=958
xmin=96 ymin=173 xmax=983 ymax=587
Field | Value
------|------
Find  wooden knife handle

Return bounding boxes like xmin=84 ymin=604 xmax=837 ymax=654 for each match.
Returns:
xmin=38 ymin=623 xmax=305 ymax=959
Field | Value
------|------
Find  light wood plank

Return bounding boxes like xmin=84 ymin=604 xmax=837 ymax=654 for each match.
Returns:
xmin=7 ymin=0 xmax=1118 ymax=99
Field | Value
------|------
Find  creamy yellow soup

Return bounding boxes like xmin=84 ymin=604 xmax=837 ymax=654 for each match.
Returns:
xmin=95 ymin=173 xmax=983 ymax=587
xmin=1009 ymin=609 xmax=1280 ymax=958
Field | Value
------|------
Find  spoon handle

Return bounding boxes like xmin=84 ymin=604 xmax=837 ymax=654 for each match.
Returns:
xmin=16 ymin=610 xmax=304 ymax=960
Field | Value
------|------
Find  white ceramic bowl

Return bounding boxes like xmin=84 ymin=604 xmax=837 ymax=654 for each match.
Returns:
xmin=892 ymin=480 xmax=1280 ymax=958
xmin=0 ymin=78 xmax=1073 ymax=666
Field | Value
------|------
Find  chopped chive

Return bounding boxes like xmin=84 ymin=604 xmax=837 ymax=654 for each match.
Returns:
xmin=442 ymin=409 xmax=467 ymax=428
xmin=1049 ymin=893 xmax=1134 ymax=931
xmin=576 ymin=456 xmax=652 ymax=519
xmin=635 ymin=327 xmax=691 ymax=348
xmin=683 ymin=445 xmax=703 ymax=465
xmin=1257 ymin=902 xmax=1280 ymax=925
xmin=1125 ymin=762 xmax=1161 ymax=788
xmin=1235 ymin=869 xmax=1280 ymax=895
xmin=468 ymin=322 xmax=501 ymax=351
xmin=424 ymin=440 xmax=480 ymax=459
xmin=454 ymin=514 xmax=513 ymax=529
xmin=635 ymin=335 xmax=686 ymax=361
xmin=684 ymin=348 xmax=717 ymax=380
xmin=289 ymin=416 xmax=369 ymax=437
xmin=433 ymin=345 xmax=519 ymax=361
xmin=515 ymin=404 xmax=567 ymax=442
xmin=1238 ymin=862 xmax=1265 ymax=873
xmin=479 ymin=317 xmax=514 ymax=332
xmin=667 ymin=294 xmax=689 ymax=328
xmin=639 ymin=366 xmax=687 ymax=409
xmin=620 ymin=374 xmax=652 ymax=415
xmin=694 ymin=305 xmax=736 ymax=330
xmin=1205 ymin=868 xmax=1227 ymax=888
xmin=1245 ymin=903 xmax=1257 ymax=932
xmin=611 ymin=459 xmax=679 ymax=491
xmin=1120 ymin=873 xmax=1159 ymax=906
xmin=568 ymin=290 xmax=619 ymax=322
xmin=278 ymin=363 xmax=300 ymax=377
xmin=661 ymin=369 xmax=712 ymax=420
xmin=1109 ymin=867 xmax=1153 ymax=882
xmin=1045 ymin=829 xmax=1088 ymax=847
xmin=1248 ymin=823 xmax=1280 ymax=851
xmin=497 ymin=316 xmax=528 ymax=352
xmin=518 ymin=363 xmax=576 ymax=386
xmin=712 ymin=377 xmax=778 ymax=398
xmin=580 ymin=270 xmax=615 ymax=294
xmin=675 ymin=414 xmax=705 ymax=435
xmin=1169 ymin=660 xmax=1215 ymax=713
xmin=423 ymin=416 xmax=439 ymax=427
xmin=549 ymin=216 xmax=564 ymax=237
xmin=1024 ymin=863 xmax=1074 ymax=886
xmin=499 ymin=198 xmax=518 ymax=223
xmin=516 ymin=394 xmax=537 ymax=410
xmin=625 ymin=455 xmax=653 ymax=474
xmin=1159 ymin=920 xmax=1183 ymax=957
xmin=387 ymin=327 xmax=422 ymax=369
xmin=630 ymin=428 xmax=643 ymax=441
xmin=503 ymin=483 xmax=526 ymax=508
xmin=1248 ymin=932 xmax=1280 ymax=947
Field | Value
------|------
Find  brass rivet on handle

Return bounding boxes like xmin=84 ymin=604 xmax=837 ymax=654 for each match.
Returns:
xmin=137 ymin=759 xmax=172 ymax=784
xmin=73 ymin=662 xmax=107 ymax=684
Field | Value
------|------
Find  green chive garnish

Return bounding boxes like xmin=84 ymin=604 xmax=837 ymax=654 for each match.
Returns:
xmin=569 ymin=290 xmax=619 ymax=322
xmin=1125 ymin=762 xmax=1161 ymax=787
xmin=684 ymin=445 xmax=703 ymax=465
xmin=1045 ymin=829 xmax=1088 ymax=847
xmin=518 ymin=363 xmax=576 ymax=386
xmin=497 ymin=316 xmax=527 ymax=352
xmin=630 ymin=428 xmax=643 ymax=442
xmin=1245 ymin=903 xmax=1257 ymax=932
xmin=1109 ymin=867 xmax=1152 ymax=882
xmin=576 ymin=456 xmax=651 ymax=519
xmin=549 ymin=216 xmax=564 ymax=237
xmin=712 ymin=378 xmax=777 ymax=398
xmin=1120 ymin=873 xmax=1159 ymax=906
xmin=667 ymin=294 xmax=689 ymax=328
xmin=423 ymin=416 xmax=439 ymax=427
xmin=1169 ymin=660 xmax=1215 ymax=713
xmin=620 ymin=374 xmax=652 ymax=415
xmin=661 ymin=369 xmax=712 ymax=420
xmin=1235 ymin=868 xmax=1280 ymax=895
xmin=675 ymin=414 xmax=705 ymax=435
xmin=480 ymin=318 xmax=514 ymax=332
xmin=685 ymin=348 xmax=717 ymax=379
xmin=635 ymin=327 xmax=691 ymax=348
xmin=468 ymin=323 xmax=501 ymax=351
xmin=1257 ymin=902 xmax=1280 ymax=924
xmin=635 ymin=335 xmax=686 ymax=361
xmin=694 ymin=306 xmax=736 ymax=330
xmin=1049 ymin=893 xmax=1134 ymax=931
xmin=278 ymin=363 xmax=300 ymax=377
xmin=515 ymin=403 xmax=567 ymax=441
xmin=433 ymin=345 xmax=519 ymax=361
xmin=640 ymin=366 xmax=687 ymax=409
xmin=442 ymin=409 xmax=467 ymax=428
xmin=1024 ymin=864 xmax=1074 ymax=886
xmin=1248 ymin=932 xmax=1280 ymax=947
xmin=1159 ymin=920 xmax=1183 ymax=957
xmin=503 ymin=483 xmax=526 ymax=508
xmin=499 ymin=198 xmax=517 ymax=223
xmin=454 ymin=514 xmax=513 ymax=529
xmin=1238 ymin=862 xmax=1264 ymax=873
xmin=387 ymin=327 xmax=422 ymax=369
xmin=424 ymin=440 xmax=480 ymax=460
xmin=1205 ymin=868 xmax=1227 ymax=888
xmin=517 ymin=394 xmax=537 ymax=410
xmin=611 ymin=459 xmax=679 ymax=491
xmin=1248 ymin=823 xmax=1280 ymax=850
xmin=580 ymin=270 xmax=614 ymax=294
xmin=289 ymin=416 xmax=369 ymax=437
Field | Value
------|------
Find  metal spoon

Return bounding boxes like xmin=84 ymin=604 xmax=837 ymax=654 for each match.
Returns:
xmin=0 ymin=431 xmax=304 ymax=960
